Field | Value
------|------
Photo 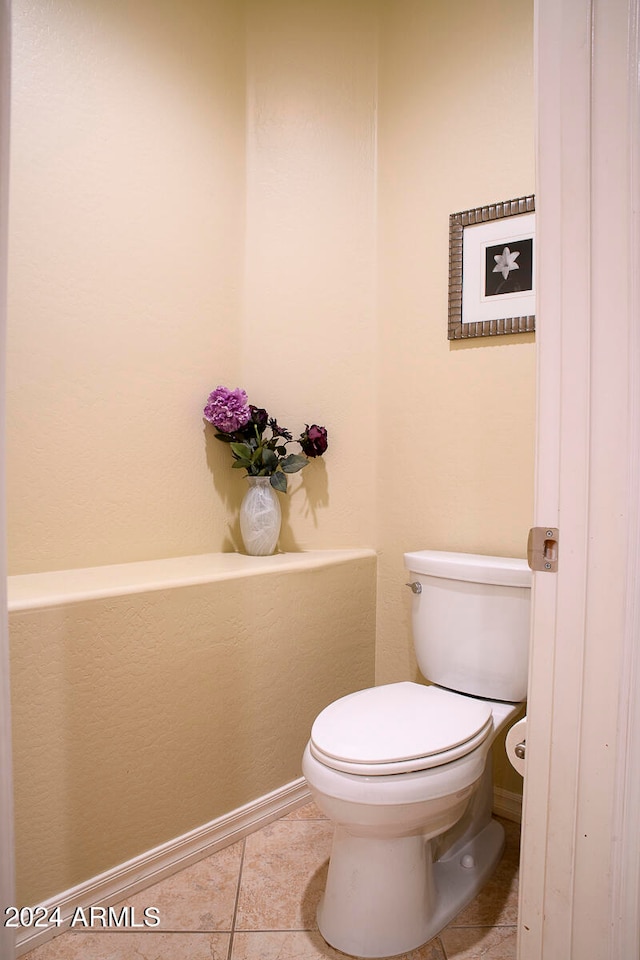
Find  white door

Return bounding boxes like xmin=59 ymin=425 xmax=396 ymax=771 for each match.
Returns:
xmin=520 ymin=0 xmax=640 ymax=957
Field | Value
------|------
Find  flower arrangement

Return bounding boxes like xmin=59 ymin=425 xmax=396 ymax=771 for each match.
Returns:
xmin=203 ymin=385 xmax=328 ymax=492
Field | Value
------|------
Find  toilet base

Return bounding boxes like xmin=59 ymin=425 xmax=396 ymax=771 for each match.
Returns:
xmin=317 ymin=818 xmax=505 ymax=959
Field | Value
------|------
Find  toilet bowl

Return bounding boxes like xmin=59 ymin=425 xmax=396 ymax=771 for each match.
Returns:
xmin=303 ymin=551 xmax=531 ymax=958
xmin=303 ymin=682 xmax=520 ymax=958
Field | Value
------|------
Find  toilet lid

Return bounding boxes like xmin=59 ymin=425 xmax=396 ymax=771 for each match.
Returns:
xmin=310 ymin=682 xmax=493 ymax=776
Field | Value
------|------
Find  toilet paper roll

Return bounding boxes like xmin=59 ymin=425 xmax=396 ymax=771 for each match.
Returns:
xmin=505 ymin=717 xmax=527 ymax=776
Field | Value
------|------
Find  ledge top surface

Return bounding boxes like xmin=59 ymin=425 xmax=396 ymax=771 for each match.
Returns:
xmin=8 ymin=549 xmax=376 ymax=611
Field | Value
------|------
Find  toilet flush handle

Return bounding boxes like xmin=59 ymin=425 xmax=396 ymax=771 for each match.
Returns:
xmin=405 ymin=581 xmax=422 ymax=594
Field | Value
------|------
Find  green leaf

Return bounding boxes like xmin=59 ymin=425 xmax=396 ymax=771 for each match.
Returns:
xmin=281 ymin=454 xmax=309 ymax=474
xmin=231 ymin=459 xmax=251 ymax=469
xmin=270 ymin=471 xmax=287 ymax=493
xmin=262 ymin=447 xmax=278 ymax=467
xmin=230 ymin=442 xmax=253 ymax=460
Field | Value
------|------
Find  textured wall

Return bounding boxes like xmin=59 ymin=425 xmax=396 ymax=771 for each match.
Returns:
xmin=7 ymin=0 xmax=247 ymax=574
xmin=6 ymin=0 xmax=381 ymax=574
xmin=9 ymin=553 xmax=376 ymax=905
xmin=241 ymin=0 xmax=378 ymax=552
xmin=6 ymin=0 xmax=535 ymax=904
xmin=7 ymin=0 xmax=534 ymax=583
xmin=375 ymin=0 xmax=535 ymax=797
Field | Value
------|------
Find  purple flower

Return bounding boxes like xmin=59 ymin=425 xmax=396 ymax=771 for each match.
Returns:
xmin=203 ymin=386 xmax=252 ymax=434
xmin=299 ymin=424 xmax=328 ymax=458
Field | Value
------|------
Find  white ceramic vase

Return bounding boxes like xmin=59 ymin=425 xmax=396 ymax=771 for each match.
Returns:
xmin=239 ymin=476 xmax=282 ymax=556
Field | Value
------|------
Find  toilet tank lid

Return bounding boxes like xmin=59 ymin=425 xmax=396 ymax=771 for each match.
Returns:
xmin=404 ymin=551 xmax=531 ymax=587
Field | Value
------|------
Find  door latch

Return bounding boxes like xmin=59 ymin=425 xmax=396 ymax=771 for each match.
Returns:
xmin=527 ymin=527 xmax=559 ymax=572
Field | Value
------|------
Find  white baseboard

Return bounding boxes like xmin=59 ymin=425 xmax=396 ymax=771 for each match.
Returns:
xmin=493 ymin=786 xmax=523 ymax=823
xmin=15 ymin=777 xmax=311 ymax=957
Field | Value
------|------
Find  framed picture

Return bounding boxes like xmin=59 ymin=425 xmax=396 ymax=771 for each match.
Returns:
xmin=448 ymin=195 xmax=536 ymax=340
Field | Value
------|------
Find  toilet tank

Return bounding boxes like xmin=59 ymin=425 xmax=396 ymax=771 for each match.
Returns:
xmin=404 ymin=551 xmax=531 ymax=702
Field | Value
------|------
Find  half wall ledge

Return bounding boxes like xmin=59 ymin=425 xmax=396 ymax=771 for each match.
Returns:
xmin=8 ymin=548 xmax=377 ymax=611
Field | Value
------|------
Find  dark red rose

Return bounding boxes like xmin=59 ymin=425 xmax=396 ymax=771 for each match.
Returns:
xmin=299 ymin=424 xmax=328 ymax=458
xmin=249 ymin=405 xmax=269 ymax=429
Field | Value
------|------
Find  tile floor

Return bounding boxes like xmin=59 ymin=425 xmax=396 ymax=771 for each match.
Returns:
xmin=23 ymin=802 xmax=520 ymax=960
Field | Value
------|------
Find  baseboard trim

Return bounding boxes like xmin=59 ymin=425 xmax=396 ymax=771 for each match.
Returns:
xmin=15 ymin=777 xmax=312 ymax=957
xmin=493 ymin=786 xmax=523 ymax=823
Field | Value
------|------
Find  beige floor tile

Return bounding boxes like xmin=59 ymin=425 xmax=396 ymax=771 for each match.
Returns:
xmin=283 ymin=800 xmax=328 ymax=820
xmin=235 ymin=819 xmax=334 ymax=930
xmin=231 ymin=930 xmax=447 ymax=959
xmin=116 ymin=838 xmax=244 ymax=931
xmin=22 ymin=931 xmax=231 ymax=960
xmin=440 ymin=925 xmax=517 ymax=959
xmin=395 ymin=938 xmax=448 ymax=960
xmin=230 ymin=930 xmax=346 ymax=959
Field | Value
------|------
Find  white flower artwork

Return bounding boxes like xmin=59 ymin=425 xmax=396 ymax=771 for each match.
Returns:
xmin=448 ymin=196 xmax=536 ymax=339
xmin=493 ymin=246 xmax=520 ymax=280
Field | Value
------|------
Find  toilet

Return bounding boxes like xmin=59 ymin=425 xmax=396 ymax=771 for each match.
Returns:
xmin=302 ymin=550 xmax=531 ymax=959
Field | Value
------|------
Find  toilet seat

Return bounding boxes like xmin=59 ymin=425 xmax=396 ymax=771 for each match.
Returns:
xmin=310 ymin=681 xmax=494 ymax=776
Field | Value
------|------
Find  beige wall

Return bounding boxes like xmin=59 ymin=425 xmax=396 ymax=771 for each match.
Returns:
xmin=7 ymin=0 xmax=535 ymax=903
xmin=10 ymin=554 xmax=376 ymax=905
xmin=7 ymin=0 xmax=534 ymax=578
xmin=242 ymin=0 xmax=378 ymax=552
xmin=7 ymin=0 xmax=247 ymax=574
xmin=375 ymin=0 xmax=535 ymax=795
xmin=7 ymin=0 xmax=380 ymax=574
xmin=375 ymin=0 xmax=535 ymax=683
